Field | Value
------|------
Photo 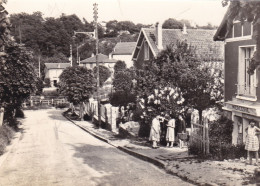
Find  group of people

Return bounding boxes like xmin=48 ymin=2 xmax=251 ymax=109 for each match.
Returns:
xmin=149 ymin=113 xmax=187 ymax=149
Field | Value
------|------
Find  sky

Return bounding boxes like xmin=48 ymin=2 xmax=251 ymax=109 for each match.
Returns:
xmin=5 ymin=0 xmax=228 ymax=26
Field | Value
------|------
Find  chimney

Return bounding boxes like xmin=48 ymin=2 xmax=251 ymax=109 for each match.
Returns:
xmin=182 ymin=23 xmax=187 ymax=34
xmin=155 ymin=22 xmax=163 ymax=50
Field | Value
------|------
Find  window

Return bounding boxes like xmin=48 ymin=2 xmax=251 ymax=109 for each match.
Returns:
xmin=144 ymin=41 xmax=149 ymax=60
xmin=237 ymin=46 xmax=257 ymax=98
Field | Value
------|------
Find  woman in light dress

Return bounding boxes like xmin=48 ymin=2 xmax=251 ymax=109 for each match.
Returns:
xmin=166 ymin=115 xmax=175 ymax=148
xmin=245 ymin=120 xmax=260 ymax=165
xmin=149 ymin=115 xmax=161 ymax=149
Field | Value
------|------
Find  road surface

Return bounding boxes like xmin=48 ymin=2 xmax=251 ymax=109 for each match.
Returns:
xmin=0 ymin=109 xmax=192 ymax=186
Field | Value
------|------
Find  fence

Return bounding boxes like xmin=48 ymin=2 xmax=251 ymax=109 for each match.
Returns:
xmin=83 ymin=101 xmax=118 ymax=131
xmin=27 ymin=98 xmax=69 ymax=107
xmin=190 ymin=117 xmax=210 ymax=155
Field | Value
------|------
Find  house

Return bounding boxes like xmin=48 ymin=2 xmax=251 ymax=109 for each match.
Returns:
xmin=79 ymin=53 xmax=118 ymax=72
xmin=132 ymin=23 xmax=224 ymax=69
xmin=214 ymin=6 xmax=258 ymax=145
xmin=44 ymin=63 xmax=71 ymax=87
xmin=111 ymin=42 xmax=136 ymax=68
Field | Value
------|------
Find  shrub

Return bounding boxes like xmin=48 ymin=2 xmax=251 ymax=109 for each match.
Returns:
xmin=44 ymin=78 xmax=51 ymax=87
xmin=55 ymin=103 xmax=69 ymax=109
xmin=15 ymin=108 xmax=24 ymax=118
xmin=0 ymin=125 xmax=14 ymax=155
xmin=109 ymin=91 xmax=136 ymax=107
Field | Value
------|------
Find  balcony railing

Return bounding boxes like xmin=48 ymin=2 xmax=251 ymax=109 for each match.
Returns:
xmin=237 ymin=84 xmax=256 ymax=98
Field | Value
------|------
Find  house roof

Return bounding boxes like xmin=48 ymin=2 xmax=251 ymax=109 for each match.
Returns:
xmin=213 ymin=5 xmax=232 ymax=41
xmin=112 ymin=42 xmax=136 ymax=55
xmin=80 ymin=54 xmax=118 ymax=63
xmin=133 ymin=28 xmax=224 ymax=61
xmin=45 ymin=63 xmax=71 ymax=69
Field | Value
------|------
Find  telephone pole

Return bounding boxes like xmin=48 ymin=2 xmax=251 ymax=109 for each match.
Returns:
xmin=93 ymin=3 xmax=101 ymax=128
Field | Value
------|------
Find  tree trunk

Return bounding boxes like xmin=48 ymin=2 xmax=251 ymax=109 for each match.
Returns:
xmin=199 ymin=109 xmax=203 ymax=124
xmin=79 ymin=102 xmax=84 ymax=121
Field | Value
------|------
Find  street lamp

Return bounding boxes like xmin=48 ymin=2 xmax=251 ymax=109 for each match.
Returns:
xmin=72 ymin=31 xmax=95 ymax=65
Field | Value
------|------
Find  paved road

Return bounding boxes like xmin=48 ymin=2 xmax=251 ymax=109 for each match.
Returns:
xmin=0 ymin=109 xmax=192 ymax=186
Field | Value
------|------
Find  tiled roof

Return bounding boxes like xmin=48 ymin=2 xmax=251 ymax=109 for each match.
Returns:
xmin=80 ymin=54 xmax=118 ymax=63
xmin=45 ymin=63 xmax=71 ymax=69
xmin=142 ymin=28 xmax=224 ymax=61
xmin=112 ymin=42 xmax=136 ymax=55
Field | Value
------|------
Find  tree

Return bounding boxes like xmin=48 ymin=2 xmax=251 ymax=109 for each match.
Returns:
xmin=114 ymin=60 xmax=126 ymax=73
xmin=59 ymin=66 xmax=95 ymax=120
xmin=0 ymin=43 xmax=38 ymax=124
xmin=93 ymin=65 xmax=111 ymax=87
xmin=162 ymin=18 xmax=183 ymax=29
xmin=221 ymin=0 xmax=260 ymax=74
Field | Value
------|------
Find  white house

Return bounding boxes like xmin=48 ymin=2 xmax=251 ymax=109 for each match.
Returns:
xmin=111 ymin=42 xmax=136 ymax=68
xmin=44 ymin=63 xmax=71 ymax=87
xmin=79 ymin=53 xmax=118 ymax=72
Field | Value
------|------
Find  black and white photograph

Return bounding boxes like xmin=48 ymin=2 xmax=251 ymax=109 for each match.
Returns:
xmin=0 ymin=0 xmax=260 ymax=185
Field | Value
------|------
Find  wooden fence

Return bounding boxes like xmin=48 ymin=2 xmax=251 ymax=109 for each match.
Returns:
xmin=28 ymin=98 xmax=69 ymax=107
xmin=190 ymin=117 xmax=210 ymax=155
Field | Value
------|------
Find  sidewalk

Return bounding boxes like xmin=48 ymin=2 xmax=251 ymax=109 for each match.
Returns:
xmin=65 ymin=116 xmax=258 ymax=186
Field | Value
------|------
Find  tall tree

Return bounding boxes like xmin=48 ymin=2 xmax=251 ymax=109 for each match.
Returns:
xmin=59 ymin=66 xmax=95 ymax=120
xmin=93 ymin=65 xmax=111 ymax=87
xmin=162 ymin=18 xmax=183 ymax=29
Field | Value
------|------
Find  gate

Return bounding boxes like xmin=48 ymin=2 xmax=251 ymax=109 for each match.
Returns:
xmin=190 ymin=117 xmax=209 ymax=155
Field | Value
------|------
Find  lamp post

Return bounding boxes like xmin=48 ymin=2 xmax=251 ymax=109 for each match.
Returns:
xmin=72 ymin=31 xmax=95 ymax=65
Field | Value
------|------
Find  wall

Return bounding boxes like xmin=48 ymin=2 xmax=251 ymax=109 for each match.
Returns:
xmin=224 ymin=39 xmax=256 ymax=101
xmin=112 ymin=54 xmax=133 ymax=68
xmin=45 ymin=68 xmax=64 ymax=86
xmin=134 ymin=42 xmax=154 ymax=69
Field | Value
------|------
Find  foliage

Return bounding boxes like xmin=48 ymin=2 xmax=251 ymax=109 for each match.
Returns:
xmin=35 ymin=77 xmax=44 ymax=95
xmin=93 ymin=65 xmax=111 ymax=87
xmin=162 ymin=18 xmax=184 ymax=29
xmin=113 ymin=69 xmax=134 ymax=93
xmin=114 ymin=60 xmax=126 ymax=73
xmin=0 ymin=125 xmax=14 ymax=155
xmin=59 ymin=66 xmax=95 ymax=105
xmin=209 ymin=115 xmax=233 ymax=144
xmin=44 ymin=78 xmax=51 ymax=88
xmin=222 ymin=0 xmax=260 ymax=74
xmin=109 ymin=91 xmax=136 ymax=107
xmin=0 ymin=43 xmax=37 ymax=118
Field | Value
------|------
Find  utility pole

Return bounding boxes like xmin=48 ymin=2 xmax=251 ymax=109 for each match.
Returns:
xmin=70 ymin=44 xmax=72 ymax=66
xmin=93 ymin=3 xmax=101 ymax=128
xmin=38 ymin=56 xmax=41 ymax=78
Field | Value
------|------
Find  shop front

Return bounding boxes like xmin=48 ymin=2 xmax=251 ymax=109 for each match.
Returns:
xmin=223 ymin=100 xmax=260 ymax=145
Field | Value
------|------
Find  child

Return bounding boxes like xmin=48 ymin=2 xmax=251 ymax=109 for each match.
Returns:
xmin=245 ymin=120 xmax=260 ymax=165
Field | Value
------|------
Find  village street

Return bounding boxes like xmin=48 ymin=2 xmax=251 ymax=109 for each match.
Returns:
xmin=0 ymin=109 xmax=192 ymax=186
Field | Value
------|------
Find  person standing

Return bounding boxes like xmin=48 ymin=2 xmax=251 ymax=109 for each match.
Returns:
xmin=245 ymin=120 xmax=260 ymax=165
xmin=177 ymin=115 xmax=186 ymax=148
xmin=149 ymin=115 xmax=161 ymax=149
xmin=166 ymin=115 xmax=175 ymax=148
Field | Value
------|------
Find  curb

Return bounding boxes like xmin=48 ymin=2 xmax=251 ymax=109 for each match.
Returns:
xmin=0 ymin=129 xmax=22 ymax=168
xmin=62 ymin=113 xmax=166 ymax=169
xmin=62 ymin=113 xmax=211 ymax=185
xmin=62 ymin=113 xmax=112 ymax=144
